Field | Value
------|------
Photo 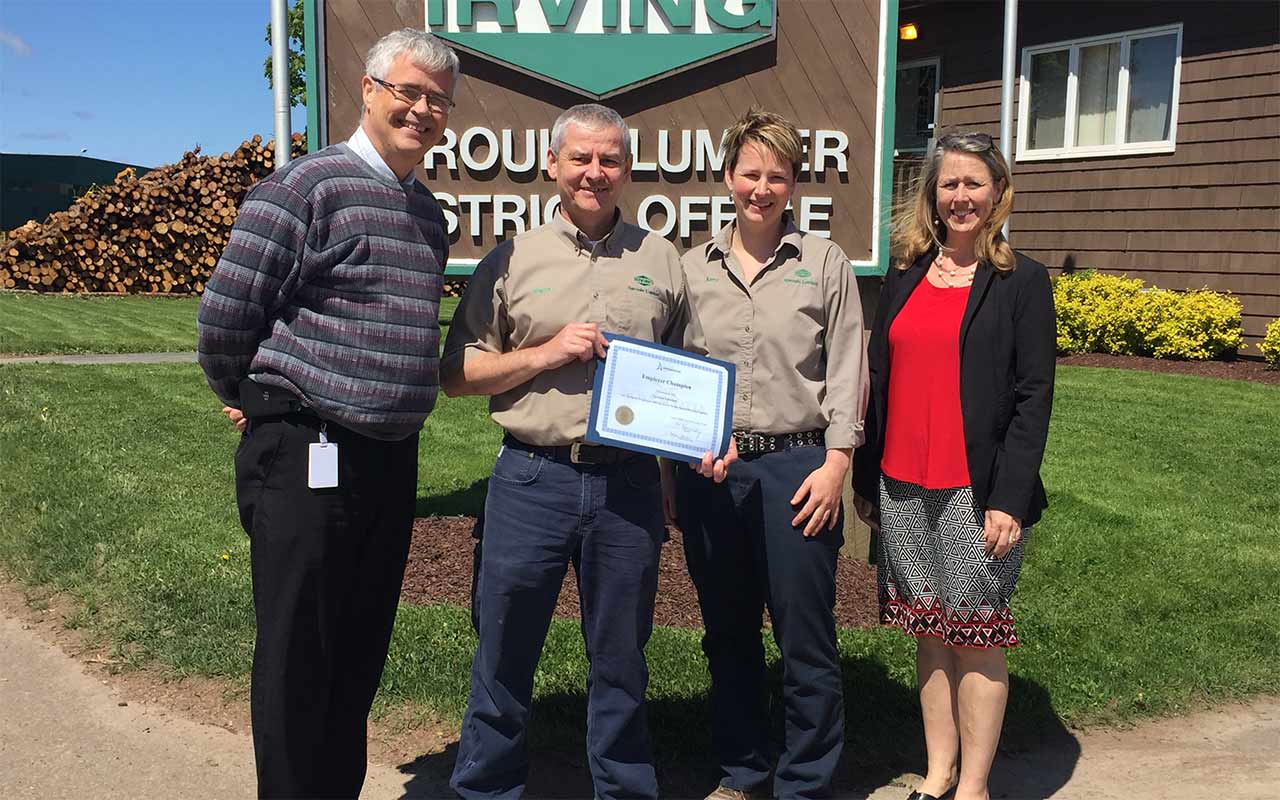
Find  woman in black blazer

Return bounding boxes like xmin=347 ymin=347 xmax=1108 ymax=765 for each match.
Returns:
xmin=853 ymin=132 xmax=1055 ymax=800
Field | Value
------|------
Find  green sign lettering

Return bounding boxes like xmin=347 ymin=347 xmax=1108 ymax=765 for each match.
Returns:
xmin=538 ymin=0 xmax=579 ymax=28
xmin=457 ymin=0 xmax=516 ymax=27
xmin=706 ymin=0 xmax=773 ymax=30
xmin=632 ymin=0 xmax=693 ymax=29
xmin=429 ymin=0 xmax=777 ymax=98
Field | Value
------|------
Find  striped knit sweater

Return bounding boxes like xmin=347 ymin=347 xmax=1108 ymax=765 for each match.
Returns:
xmin=197 ymin=144 xmax=448 ymax=441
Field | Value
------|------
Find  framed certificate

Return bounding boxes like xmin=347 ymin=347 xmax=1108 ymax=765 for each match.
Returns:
xmin=585 ymin=333 xmax=736 ymax=462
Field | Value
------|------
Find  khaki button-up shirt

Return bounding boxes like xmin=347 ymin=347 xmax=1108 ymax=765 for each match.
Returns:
xmin=681 ymin=218 xmax=869 ymax=449
xmin=442 ymin=212 xmax=687 ymax=446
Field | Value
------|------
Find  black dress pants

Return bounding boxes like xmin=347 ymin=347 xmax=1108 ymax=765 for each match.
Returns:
xmin=234 ymin=413 xmax=418 ymax=799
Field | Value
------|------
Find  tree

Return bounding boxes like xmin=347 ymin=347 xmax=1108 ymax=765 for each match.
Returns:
xmin=264 ymin=0 xmax=306 ymax=108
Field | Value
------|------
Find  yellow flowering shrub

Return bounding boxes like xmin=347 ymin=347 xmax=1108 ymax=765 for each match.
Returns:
xmin=1053 ymin=272 xmax=1146 ymax=354
xmin=1143 ymin=288 xmax=1244 ymax=360
xmin=1259 ymin=318 xmax=1280 ymax=368
xmin=1051 ymin=271 xmax=1243 ymax=360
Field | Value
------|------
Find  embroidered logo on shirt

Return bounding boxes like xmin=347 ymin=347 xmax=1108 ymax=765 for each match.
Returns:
xmin=785 ymin=268 xmax=818 ymax=287
xmin=532 ymin=287 xmax=553 ymax=295
xmin=633 ymin=275 xmax=653 ymax=287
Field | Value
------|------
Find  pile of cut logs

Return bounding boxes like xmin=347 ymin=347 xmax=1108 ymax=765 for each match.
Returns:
xmin=1 ymin=134 xmax=305 ymax=294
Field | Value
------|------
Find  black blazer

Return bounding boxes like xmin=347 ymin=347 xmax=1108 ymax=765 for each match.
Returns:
xmin=854 ymin=249 xmax=1056 ymax=526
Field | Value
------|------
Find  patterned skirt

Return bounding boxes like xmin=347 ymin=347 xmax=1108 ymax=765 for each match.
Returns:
xmin=877 ymin=474 xmax=1026 ymax=648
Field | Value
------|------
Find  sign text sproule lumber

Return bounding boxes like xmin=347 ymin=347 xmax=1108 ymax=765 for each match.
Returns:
xmin=426 ymin=124 xmax=850 ymax=242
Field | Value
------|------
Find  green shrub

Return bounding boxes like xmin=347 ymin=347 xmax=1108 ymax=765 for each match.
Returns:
xmin=1259 ymin=319 xmax=1280 ymax=368
xmin=1050 ymin=271 xmax=1243 ymax=360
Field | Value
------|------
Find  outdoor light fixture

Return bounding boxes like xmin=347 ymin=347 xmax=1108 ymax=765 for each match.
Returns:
xmin=899 ymin=23 xmax=919 ymax=40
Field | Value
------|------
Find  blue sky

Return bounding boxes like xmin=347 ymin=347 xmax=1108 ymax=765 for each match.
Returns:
xmin=1 ymin=0 xmax=306 ymax=168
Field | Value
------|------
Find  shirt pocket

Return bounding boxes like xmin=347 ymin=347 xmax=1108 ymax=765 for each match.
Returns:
xmin=605 ymin=294 xmax=668 ymax=340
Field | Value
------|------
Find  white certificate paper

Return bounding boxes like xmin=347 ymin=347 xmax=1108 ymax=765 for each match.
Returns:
xmin=585 ymin=334 xmax=735 ymax=462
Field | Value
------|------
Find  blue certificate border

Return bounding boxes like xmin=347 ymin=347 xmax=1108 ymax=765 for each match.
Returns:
xmin=585 ymin=333 xmax=736 ymax=461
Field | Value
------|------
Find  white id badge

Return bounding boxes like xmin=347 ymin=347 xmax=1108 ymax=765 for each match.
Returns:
xmin=308 ymin=427 xmax=339 ymax=489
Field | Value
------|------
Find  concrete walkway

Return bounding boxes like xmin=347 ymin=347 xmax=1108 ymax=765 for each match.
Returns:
xmin=4 ymin=602 xmax=1278 ymax=799
xmin=0 ymin=352 xmax=197 ymax=365
xmin=0 ymin=610 xmax=411 ymax=800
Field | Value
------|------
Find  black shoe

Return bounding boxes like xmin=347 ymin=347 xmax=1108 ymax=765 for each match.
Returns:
xmin=907 ymin=786 xmax=956 ymax=800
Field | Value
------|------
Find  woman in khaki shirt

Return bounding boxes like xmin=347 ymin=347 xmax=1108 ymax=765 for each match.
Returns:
xmin=663 ymin=108 xmax=868 ymax=800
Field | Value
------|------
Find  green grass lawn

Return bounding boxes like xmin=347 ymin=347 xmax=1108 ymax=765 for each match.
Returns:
xmin=1 ymin=363 xmax=1277 ymax=771
xmin=0 ymin=294 xmax=201 ymax=355
xmin=0 ymin=293 xmax=460 ymax=355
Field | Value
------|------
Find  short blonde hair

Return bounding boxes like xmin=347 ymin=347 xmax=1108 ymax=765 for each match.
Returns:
xmin=720 ymin=107 xmax=803 ymax=180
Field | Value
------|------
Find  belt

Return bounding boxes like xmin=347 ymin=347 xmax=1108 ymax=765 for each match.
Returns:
xmin=503 ymin=436 xmax=637 ymax=466
xmin=732 ymin=429 xmax=825 ymax=455
xmin=238 ymin=378 xmax=314 ymax=419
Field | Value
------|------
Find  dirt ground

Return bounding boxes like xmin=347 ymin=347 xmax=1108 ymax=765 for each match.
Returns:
xmin=1057 ymin=352 xmax=1279 ymax=384
xmin=400 ymin=517 xmax=880 ymax=629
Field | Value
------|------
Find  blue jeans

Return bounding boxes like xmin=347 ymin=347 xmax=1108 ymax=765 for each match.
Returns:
xmin=678 ymin=446 xmax=845 ymax=800
xmin=451 ymin=440 xmax=665 ymax=800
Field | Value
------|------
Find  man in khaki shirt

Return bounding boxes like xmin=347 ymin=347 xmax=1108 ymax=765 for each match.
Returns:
xmin=444 ymin=104 xmax=685 ymax=800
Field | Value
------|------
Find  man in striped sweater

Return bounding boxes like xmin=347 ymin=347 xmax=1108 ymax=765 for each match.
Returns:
xmin=196 ymin=29 xmax=458 ymax=799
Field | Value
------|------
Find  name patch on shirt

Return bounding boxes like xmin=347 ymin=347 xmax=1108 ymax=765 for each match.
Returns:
xmin=785 ymin=268 xmax=818 ymax=287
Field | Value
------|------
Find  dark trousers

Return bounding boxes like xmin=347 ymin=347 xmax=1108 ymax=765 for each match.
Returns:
xmin=677 ymin=446 xmax=845 ymax=800
xmin=451 ymin=441 xmax=665 ymax=800
xmin=234 ymin=414 xmax=418 ymax=799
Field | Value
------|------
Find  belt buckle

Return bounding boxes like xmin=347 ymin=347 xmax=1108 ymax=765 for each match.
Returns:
xmin=569 ymin=442 xmax=606 ymax=465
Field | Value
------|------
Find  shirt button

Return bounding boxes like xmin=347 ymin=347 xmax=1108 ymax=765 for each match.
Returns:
xmin=745 ymin=325 xmax=751 ymax=332
xmin=593 ymin=291 xmax=599 ymax=299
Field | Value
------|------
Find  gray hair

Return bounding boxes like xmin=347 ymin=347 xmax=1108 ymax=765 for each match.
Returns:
xmin=365 ymin=28 xmax=460 ymax=84
xmin=549 ymin=104 xmax=632 ymax=161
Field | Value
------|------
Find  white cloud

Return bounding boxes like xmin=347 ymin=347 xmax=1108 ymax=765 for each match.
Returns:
xmin=0 ymin=29 xmax=32 ymax=57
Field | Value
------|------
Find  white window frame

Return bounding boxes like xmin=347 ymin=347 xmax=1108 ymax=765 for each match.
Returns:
xmin=894 ymin=57 xmax=942 ymax=155
xmin=1016 ymin=23 xmax=1183 ymax=162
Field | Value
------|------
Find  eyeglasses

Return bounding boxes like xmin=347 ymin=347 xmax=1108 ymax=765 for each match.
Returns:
xmin=370 ymin=78 xmax=456 ymax=113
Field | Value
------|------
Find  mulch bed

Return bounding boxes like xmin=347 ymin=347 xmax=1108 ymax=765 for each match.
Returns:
xmin=1058 ymin=353 xmax=1279 ymax=385
xmin=401 ymin=517 xmax=880 ymax=629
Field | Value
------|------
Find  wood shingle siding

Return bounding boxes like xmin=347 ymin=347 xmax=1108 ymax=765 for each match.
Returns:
xmin=900 ymin=1 xmax=1279 ymax=348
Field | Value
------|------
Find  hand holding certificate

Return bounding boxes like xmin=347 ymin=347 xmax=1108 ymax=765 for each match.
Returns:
xmin=585 ymin=334 xmax=735 ymax=463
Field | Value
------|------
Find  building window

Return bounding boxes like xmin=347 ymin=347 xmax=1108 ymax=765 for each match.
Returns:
xmin=1018 ymin=24 xmax=1182 ymax=161
xmin=895 ymin=58 xmax=940 ymax=153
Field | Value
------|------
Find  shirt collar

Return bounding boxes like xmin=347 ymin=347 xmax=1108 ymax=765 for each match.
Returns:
xmin=347 ymin=125 xmax=417 ymax=189
xmin=708 ymin=214 xmax=803 ymax=261
xmin=549 ymin=208 xmax=626 ymax=257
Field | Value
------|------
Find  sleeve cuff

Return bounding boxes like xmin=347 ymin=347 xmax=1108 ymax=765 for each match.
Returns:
xmin=824 ymin=424 xmax=863 ymax=450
